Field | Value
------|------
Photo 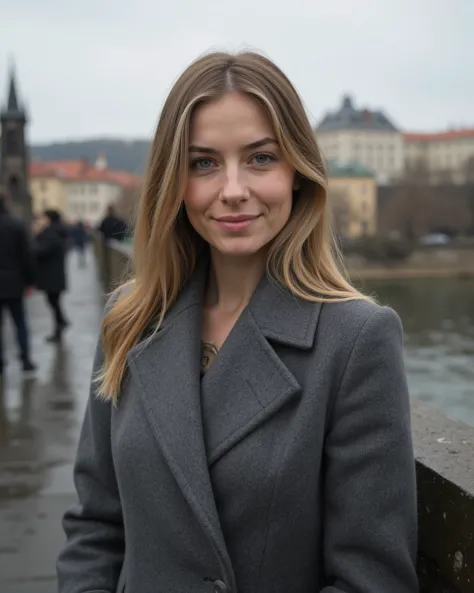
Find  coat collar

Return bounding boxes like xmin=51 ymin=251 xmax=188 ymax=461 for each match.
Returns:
xmin=141 ymin=253 xmax=322 ymax=351
xmin=248 ymin=273 xmax=321 ymax=349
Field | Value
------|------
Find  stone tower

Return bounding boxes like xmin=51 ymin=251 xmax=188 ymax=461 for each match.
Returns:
xmin=0 ymin=64 xmax=32 ymax=221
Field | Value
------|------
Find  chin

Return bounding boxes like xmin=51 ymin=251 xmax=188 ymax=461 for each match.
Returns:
xmin=212 ymin=237 xmax=268 ymax=258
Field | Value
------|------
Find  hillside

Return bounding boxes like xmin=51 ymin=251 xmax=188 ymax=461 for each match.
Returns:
xmin=30 ymin=139 xmax=152 ymax=174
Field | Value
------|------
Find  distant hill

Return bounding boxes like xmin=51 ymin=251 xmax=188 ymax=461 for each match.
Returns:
xmin=30 ymin=139 xmax=152 ymax=174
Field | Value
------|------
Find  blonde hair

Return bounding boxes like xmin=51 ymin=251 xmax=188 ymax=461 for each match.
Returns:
xmin=98 ymin=51 xmax=370 ymax=401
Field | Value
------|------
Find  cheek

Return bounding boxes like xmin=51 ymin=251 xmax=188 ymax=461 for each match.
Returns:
xmin=182 ymin=180 xmax=216 ymax=239
xmin=259 ymin=177 xmax=294 ymax=216
xmin=183 ymin=179 xmax=207 ymax=212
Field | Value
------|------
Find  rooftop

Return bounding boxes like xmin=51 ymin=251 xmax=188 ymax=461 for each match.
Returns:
xmin=316 ymin=95 xmax=398 ymax=133
xmin=30 ymin=158 xmax=138 ymax=188
xmin=404 ymin=129 xmax=474 ymax=142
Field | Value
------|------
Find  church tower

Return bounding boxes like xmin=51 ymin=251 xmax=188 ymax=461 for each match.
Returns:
xmin=1 ymin=64 xmax=32 ymax=220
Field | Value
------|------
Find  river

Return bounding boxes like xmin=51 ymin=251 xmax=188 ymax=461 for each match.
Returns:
xmin=357 ymin=277 xmax=474 ymax=426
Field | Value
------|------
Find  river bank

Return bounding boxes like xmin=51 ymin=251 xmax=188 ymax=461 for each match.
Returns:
xmin=348 ymin=266 xmax=474 ymax=280
xmin=346 ymin=245 xmax=474 ymax=280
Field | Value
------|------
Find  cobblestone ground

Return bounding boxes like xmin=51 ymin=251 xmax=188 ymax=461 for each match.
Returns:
xmin=0 ymin=248 xmax=104 ymax=593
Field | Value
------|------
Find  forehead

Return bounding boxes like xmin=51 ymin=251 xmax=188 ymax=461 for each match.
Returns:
xmin=189 ymin=92 xmax=275 ymax=145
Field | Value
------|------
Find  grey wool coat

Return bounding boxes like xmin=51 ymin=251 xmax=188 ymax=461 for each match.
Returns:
xmin=57 ymin=260 xmax=418 ymax=593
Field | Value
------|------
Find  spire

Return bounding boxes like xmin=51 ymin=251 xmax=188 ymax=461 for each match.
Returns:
xmin=2 ymin=59 xmax=26 ymax=121
xmin=7 ymin=65 xmax=19 ymax=112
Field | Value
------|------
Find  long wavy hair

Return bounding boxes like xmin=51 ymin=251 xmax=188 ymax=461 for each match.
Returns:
xmin=98 ymin=51 xmax=370 ymax=401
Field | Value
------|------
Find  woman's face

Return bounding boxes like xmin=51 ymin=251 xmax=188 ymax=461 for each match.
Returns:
xmin=183 ymin=92 xmax=296 ymax=258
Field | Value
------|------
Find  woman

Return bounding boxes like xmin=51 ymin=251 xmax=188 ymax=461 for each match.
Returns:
xmin=33 ymin=210 xmax=69 ymax=342
xmin=57 ymin=52 xmax=418 ymax=593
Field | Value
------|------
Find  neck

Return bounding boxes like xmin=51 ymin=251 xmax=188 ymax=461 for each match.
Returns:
xmin=205 ymin=248 xmax=267 ymax=314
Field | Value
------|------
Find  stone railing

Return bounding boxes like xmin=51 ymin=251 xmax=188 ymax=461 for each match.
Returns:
xmin=92 ymin=234 xmax=133 ymax=294
xmin=94 ymin=238 xmax=474 ymax=593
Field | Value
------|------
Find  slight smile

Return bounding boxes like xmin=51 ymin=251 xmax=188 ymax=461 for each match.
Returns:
xmin=214 ymin=214 xmax=261 ymax=232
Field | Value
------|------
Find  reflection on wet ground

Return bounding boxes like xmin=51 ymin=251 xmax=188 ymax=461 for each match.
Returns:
xmin=0 ymin=248 xmax=103 ymax=592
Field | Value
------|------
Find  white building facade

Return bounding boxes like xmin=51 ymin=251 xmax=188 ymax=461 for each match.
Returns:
xmin=65 ymin=179 xmax=123 ymax=226
xmin=315 ymin=96 xmax=404 ymax=185
xmin=404 ymin=130 xmax=474 ymax=184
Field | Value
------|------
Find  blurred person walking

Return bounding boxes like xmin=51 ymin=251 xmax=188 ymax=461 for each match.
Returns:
xmin=98 ymin=204 xmax=128 ymax=242
xmin=33 ymin=210 xmax=69 ymax=343
xmin=70 ymin=219 xmax=88 ymax=268
xmin=0 ymin=189 xmax=36 ymax=377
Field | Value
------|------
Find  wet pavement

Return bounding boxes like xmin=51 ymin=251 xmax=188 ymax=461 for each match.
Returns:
xmin=0 ymin=249 xmax=104 ymax=593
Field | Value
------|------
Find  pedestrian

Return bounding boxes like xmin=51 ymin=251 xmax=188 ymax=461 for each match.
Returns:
xmin=57 ymin=52 xmax=417 ymax=593
xmin=98 ymin=204 xmax=128 ymax=242
xmin=33 ymin=210 xmax=69 ymax=343
xmin=70 ymin=219 xmax=88 ymax=268
xmin=0 ymin=189 xmax=36 ymax=377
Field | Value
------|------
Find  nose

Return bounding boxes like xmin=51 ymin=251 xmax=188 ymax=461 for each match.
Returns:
xmin=219 ymin=167 xmax=249 ymax=205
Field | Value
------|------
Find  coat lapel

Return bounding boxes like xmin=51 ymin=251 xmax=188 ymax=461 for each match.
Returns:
xmin=201 ymin=273 xmax=322 ymax=466
xmin=126 ymin=259 xmax=234 ymax=584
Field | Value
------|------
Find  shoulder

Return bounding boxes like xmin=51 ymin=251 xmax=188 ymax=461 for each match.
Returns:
xmin=317 ymin=297 xmax=404 ymax=359
xmin=321 ymin=297 xmax=401 ymax=333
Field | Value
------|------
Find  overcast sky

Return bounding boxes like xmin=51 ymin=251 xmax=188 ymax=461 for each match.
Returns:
xmin=2 ymin=0 xmax=473 ymax=143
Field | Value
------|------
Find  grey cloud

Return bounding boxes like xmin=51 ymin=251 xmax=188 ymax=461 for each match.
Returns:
xmin=2 ymin=0 xmax=473 ymax=142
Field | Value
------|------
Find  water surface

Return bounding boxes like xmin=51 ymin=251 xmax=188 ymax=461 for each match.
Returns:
xmin=358 ymin=277 xmax=474 ymax=426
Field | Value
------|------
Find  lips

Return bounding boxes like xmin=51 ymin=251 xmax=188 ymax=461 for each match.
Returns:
xmin=215 ymin=215 xmax=260 ymax=222
xmin=214 ymin=214 xmax=261 ymax=232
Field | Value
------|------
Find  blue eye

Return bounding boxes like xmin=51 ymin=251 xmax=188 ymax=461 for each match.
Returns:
xmin=192 ymin=158 xmax=214 ymax=170
xmin=251 ymin=153 xmax=274 ymax=166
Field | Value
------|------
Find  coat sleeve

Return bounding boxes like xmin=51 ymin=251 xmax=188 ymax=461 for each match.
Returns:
xmin=56 ymin=338 xmax=124 ymax=593
xmin=321 ymin=306 xmax=418 ymax=593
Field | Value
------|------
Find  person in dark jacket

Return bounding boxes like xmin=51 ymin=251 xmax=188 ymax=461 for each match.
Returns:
xmin=0 ymin=189 xmax=36 ymax=376
xmin=70 ymin=220 xmax=88 ymax=268
xmin=33 ymin=209 xmax=69 ymax=343
xmin=98 ymin=205 xmax=128 ymax=242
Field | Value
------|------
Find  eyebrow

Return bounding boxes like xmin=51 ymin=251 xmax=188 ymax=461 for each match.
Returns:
xmin=189 ymin=136 xmax=278 ymax=154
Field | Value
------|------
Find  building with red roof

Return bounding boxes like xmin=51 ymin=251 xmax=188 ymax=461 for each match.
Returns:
xmin=29 ymin=155 xmax=140 ymax=224
xmin=403 ymin=129 xmax=474 ymax=184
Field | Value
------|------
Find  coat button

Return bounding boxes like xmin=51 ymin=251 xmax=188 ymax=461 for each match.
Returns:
xmin=213 ymin=580 xmax=229 ymax=593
